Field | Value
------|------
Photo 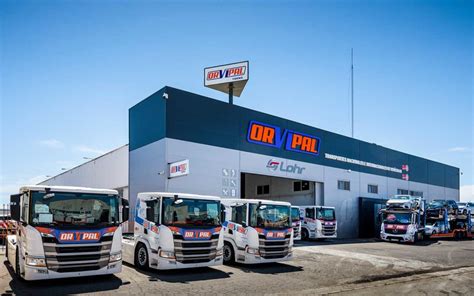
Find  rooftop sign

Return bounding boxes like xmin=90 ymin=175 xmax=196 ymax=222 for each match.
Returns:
xmin=204 ymin=61 xmax=249 ymax=97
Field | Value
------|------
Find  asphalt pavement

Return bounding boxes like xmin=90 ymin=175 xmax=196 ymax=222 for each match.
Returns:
xmin=0 ymin=239 xmax=472 ymax=295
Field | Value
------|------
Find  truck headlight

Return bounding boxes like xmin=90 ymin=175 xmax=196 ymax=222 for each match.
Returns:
xmin=216 ymin=248 xmax=223 ymax=257
xmin=246 ymin=247 xmax=260 ymax=255
xmin=109 ymin=252 xmax=122 ymax=262
xmin=26 ymin=256 xmax=47 ymax=267
xmin=159 ymin=250 xmax=175 ymax=259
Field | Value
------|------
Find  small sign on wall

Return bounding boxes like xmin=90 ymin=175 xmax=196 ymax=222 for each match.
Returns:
xmin=169 ymin=159 xmax=189 ymax=178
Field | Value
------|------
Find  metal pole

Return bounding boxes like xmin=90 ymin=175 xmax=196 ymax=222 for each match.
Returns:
xmin=229 ymin=83 xmax=234 ymax=105
xmin=351 ymin=48 xmax=354 ymax=138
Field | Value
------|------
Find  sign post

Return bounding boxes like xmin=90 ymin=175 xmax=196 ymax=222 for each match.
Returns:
xmin=204 ymin=61 xmax=249 ymax=105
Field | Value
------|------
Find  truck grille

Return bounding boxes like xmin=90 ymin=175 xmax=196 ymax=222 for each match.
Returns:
xmin=43 ymin=240 xmax=111 ymax=273
xmin=322 ymin=225 xmax=336 ymax=236
xmin=384 ymin=228 xmax=407 ymax=235
xmin=173 ymin=234 xmax=219 ymax=264
xmin=258 ymin=234 xmax=290 ymax=259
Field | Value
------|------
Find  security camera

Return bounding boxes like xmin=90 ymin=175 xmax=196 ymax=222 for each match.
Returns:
xmin=163 ymin=92 xmax=169 ymax=99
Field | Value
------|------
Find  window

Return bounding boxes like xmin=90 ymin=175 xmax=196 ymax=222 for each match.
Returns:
xmin=368 ymin=184 xmax=378 ymax=194
xmin=410 ymin=191 xmax=423 ymax=198
xmin=397 ymin=189 xmax=423 ymax=197
xmin=145 ymin=200 xmax=160 ymax=224
xmin=21 ymin=193 xmax=29 ymax=223
xmin=294 ymin=181 xmax=310 ymax=192
xmin=397 ymin=189 xmax=409 ymax=195
xmin=305 ymin=208 xmax=315 ymax=219
xmin=231 ymin=204 xmax=247 ymax=225
xmin=338 ymin=180 xmax=350 ymax=191
xmin=257 ymin=185 xmax=270 ymax=195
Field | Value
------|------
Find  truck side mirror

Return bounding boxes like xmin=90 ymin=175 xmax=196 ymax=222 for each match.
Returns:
xmin=220 ymin=204 xmax=226 ymax=224
xmin=121 ymin=198 xmax=129 ymax=222
xmin=10 ymin=194 xmax=21 ymax=222
xmin=146 ymin=206 xmax=155 ymax=222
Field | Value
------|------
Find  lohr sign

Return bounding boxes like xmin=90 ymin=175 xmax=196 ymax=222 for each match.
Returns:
xmin=247 ymin=121 xmax=321 ymax=156
xmin=169 ymin=159 xmax=189 ymax=178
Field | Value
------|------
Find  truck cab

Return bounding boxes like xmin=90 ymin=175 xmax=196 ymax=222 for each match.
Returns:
xmin=221 ymin=199 xmax=293 ymax=264
xmin=122 ymin=192 xmax=224 ymax=270
xmin=299 ymin=206 xmax=337 ymax=240
xmin=380 ymin=195 xmax=425 ymax=243
xmin=7 ymin=185 xmax=128 ymax=281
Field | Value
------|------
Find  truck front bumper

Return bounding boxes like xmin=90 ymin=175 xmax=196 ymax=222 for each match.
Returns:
xmin=380 ymin=232 xmax=415 ymax=243
xmin=154 ymin=255 xmax=223 ymax=270
xmin=23 ymin=261 xmax=122 ymax=281
xmin=241 ymin=251 xmax=293 ymax=264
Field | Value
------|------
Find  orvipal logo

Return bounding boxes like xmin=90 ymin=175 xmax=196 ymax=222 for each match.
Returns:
xmin=266 ymin=159 xmax=306 ymax=174
xmin=207 ymin=65 xmax=246 ymax=81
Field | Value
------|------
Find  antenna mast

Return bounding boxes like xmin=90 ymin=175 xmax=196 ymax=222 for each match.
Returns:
xmin=351 ymin=48 xmax=354 ymax=138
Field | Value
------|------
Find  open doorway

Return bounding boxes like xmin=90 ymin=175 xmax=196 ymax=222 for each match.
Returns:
xmin=241 ymin=173 xmax=324 ymax=206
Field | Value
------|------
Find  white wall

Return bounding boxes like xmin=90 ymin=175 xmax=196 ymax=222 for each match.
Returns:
xmin=40 ymin=145 xmax=128 ymax=198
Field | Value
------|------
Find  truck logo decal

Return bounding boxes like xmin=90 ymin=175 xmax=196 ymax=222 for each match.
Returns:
xmin=58 ymin=232 xmax=101 ymax=242
xmin=247 ymin=121 xmax=321 ymax=156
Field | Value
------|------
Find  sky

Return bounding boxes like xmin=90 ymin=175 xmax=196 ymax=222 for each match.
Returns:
xmin=1 ymin=0 xmax=473 ymax=204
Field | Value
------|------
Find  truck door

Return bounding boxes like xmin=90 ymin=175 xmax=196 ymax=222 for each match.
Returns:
xmin=229 ymin=204 xmax=248 ymax=248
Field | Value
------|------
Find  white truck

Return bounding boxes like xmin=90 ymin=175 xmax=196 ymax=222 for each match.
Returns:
xmin=299 ymin=206 xmax=337 ymax=240
xmin=291 ymin=206 xmax=302 ymax=241
xmin=380 ymin=195 xmax=426 ymax=243
xmin=6 ymin=185 xmax=128 ymax=281
xmin=122 ymin=192 xmax=224 ymax=270
xmin=221 ymin=199 xmax=293 ymax=264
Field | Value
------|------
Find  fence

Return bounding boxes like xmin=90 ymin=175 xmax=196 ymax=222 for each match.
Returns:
xmin=0 ymin=205 xmax=15 ymax=251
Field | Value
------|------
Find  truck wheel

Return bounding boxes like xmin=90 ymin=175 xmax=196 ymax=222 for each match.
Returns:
xmin=135 ymin=244 xmax=149 ymax=270
xmin=301 ymin=229 xmax=309 ymax=241
xmin=223 ymin=242 xmax=234 ymax=264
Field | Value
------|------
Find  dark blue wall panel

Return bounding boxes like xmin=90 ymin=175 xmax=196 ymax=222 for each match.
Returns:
xmin=129 ymin=86 xmax=460 ymax=190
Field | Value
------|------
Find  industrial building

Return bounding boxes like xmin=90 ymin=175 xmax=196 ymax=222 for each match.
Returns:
xmin=41 ymin=86 xmax=460 ymax=238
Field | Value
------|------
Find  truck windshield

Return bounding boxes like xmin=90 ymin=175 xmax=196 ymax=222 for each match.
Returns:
xmin=30 ymin=191 xmax=119 ymax=228
xmin=249 ymin=204 xmax=290 ymax=229
xmin=162 ymin=198 xmax=220 ymax=228
xmin=291 ymin=208 xmax=300 ymax=222
xmin=382 ymin=212 xmax=412 ymax=224
xmin=317 ymin=208 xmax=335 ymax=221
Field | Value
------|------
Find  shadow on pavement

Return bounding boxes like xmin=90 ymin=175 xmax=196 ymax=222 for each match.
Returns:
xmin=3 ymin=262 xmax=123 ymax=295
xmin=233 ymin=262 xmax=303 ymax=275
xmin=123 ymin=262 xmax=231 ymax=283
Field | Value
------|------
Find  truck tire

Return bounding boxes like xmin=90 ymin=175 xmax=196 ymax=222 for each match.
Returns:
xmin=223 ymin=242 xmax=235 ymax=264
xmin=301 ymin=228 xmax=309 ymax=241
xmin=135 ymin=243 xmax=149 ymax=271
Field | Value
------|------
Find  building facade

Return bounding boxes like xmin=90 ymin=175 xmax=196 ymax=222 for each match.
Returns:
xmin=129 ymin=86 xmax=460 ymax=238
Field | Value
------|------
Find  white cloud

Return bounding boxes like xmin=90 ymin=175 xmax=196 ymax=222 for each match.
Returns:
xmin=460 ymin=185 xmax=474 ymax=202
xmin=73 ymin=145 xmax=107 ymax=155
xmin=0 ymin=175 xmax=49 ymax=204
xmin=448 ymin=147 xmax=470 ymax=152
xmin=39 ymin=139 xmax=65 ymax=149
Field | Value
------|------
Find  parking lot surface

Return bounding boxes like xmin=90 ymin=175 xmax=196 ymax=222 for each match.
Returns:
xmin=0 ymin=239 xmax=473 ymax=295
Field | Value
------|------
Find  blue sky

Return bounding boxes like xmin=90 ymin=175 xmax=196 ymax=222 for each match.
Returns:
xmin=1 ymin=0 xmax=472 ymax=204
